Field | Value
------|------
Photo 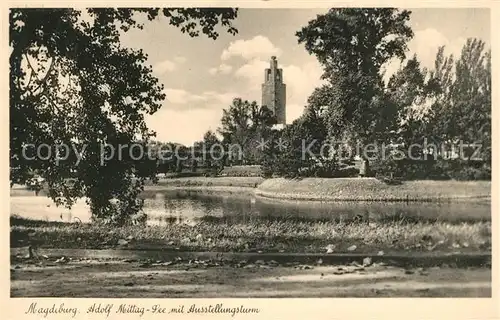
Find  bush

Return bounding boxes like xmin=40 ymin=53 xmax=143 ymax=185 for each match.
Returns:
xmin=333 ymin=165 xmax=360 ymax=178
xmin=448 ymin=166 xmax=490 ymax=180
xmin=166 ymin=171 xmax=205 ymax=178
xmin=220 ymin=165 xmax=262 ymax=177
xmin=436 ymin=159 xmax=491 ymax=181
xmin=372 ymin=157 xmax=491 ymax=181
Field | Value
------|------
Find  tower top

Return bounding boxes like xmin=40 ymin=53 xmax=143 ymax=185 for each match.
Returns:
xmin=269 ymin=56 xmax=279 ymax=70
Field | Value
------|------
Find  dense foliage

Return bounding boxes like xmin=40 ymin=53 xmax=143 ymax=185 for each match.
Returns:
xmin=262 ymin=8 xmax=490 ymax=181
xmin=296 ymin=8 xmax=413 ymax=145
xmin=10 ymin=8 xmax=238 ymax=224
xmin=372 ymin=39 xmax=491 ymax=180
xmin=261 ymin=105 xmax=332 ymax=178
xmin=217 ymin=98 xmax=276 ymax=165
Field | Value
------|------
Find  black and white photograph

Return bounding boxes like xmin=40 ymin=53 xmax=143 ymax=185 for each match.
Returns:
xmin=7 ymin=4 xmax=494 ymax=307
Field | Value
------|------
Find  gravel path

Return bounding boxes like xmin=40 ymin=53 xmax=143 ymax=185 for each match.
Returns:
xmin=10 ymin=257 xmax=491 ymax=298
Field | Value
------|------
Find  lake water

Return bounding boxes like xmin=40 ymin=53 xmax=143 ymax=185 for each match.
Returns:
xmin=10 ymin=188 xmax=490 ymax=225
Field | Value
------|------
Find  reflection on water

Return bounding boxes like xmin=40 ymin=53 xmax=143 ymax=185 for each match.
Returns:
xmin=143 ymin=190 xmax=261 ymax=226
xmin=143 ymin=190 xmax=490 ymax=226
xmin=11 ymin=189 xmax=490 ymax=225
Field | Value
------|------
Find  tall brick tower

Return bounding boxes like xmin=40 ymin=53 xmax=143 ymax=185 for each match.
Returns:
xmin=262 ymin=56 xmax=286 ymax=125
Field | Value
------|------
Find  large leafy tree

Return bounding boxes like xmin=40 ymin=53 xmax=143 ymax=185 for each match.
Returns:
xmin=262 ymin=106 xmax=330 ymax=178
xmin=218 ymin=98 xmax=276 ymax=164
xmin=447 ymin=39 xmax=490 ymax=161
xmin=10 ymin=8 xmax=238 ymax=224
xmin=297 ymin=9 xmax=414 ymax=164
xmin=199 ymin=130 xmax=221 ymax=169
xmin=370 ymin=55 xmax=435 ymax=178
xmin=424 ymin=39 xmax=490 ymax=161
xmin=406 ymin=46 xmax=456 ymax=158
xmin=386 ymin=55 xmax=432 ymax=149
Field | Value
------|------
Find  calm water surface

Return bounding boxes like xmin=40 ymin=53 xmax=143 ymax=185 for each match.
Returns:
xmin=11 ymin=188 xmax=490 ymax=225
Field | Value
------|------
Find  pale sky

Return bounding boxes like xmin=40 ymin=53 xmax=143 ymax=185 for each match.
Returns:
xmin=119 ymin=8 xmax=490 ymax=146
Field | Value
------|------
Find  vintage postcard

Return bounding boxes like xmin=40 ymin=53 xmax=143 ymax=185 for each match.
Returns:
xmin=3 ymin=1 xmax=498 ymax=319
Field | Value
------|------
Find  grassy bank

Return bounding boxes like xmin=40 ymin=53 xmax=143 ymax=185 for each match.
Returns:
xmin=256 ymin=178 xmax=491 ymax=201
xmin=145 ymin=176 xmax=264 ymax=189
xmin=10 ymin=216 xmax=491 ymax=254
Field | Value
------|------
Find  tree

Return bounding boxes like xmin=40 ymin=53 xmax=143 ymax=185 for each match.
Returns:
xmin=424 ymin=39 xmax=490 ymax=161
xmin=296 ymin=9 xmax=414 ymax=171
xmin=200 ymin=130 xmax=221 ymax=169
xmin=261 ymin=101 xmax=333 ymax=178
xmin=10 ymin=8 xmax=238 ymax=224
xmin=448 ymin=39 xmax=491 ymax=161
xmin=373 ymin=39 xmax=491 ymax=180
xmin=217 ymin=98 xmax=276 ymax=165
xmin=386 ymin=55 xmax=431 ymax=150
xmin=370 ymin=55 xmax=436 ymax=179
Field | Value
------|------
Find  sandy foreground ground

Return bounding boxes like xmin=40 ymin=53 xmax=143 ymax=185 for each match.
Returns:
xmin=10 ymin=258 xmax=491 ymax=298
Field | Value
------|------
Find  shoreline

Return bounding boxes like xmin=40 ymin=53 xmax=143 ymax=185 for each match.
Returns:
xmin=254 ymin=190 xmax=491 ymax=202
xmin=11 ymin=176 xmax=491 ymax=203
